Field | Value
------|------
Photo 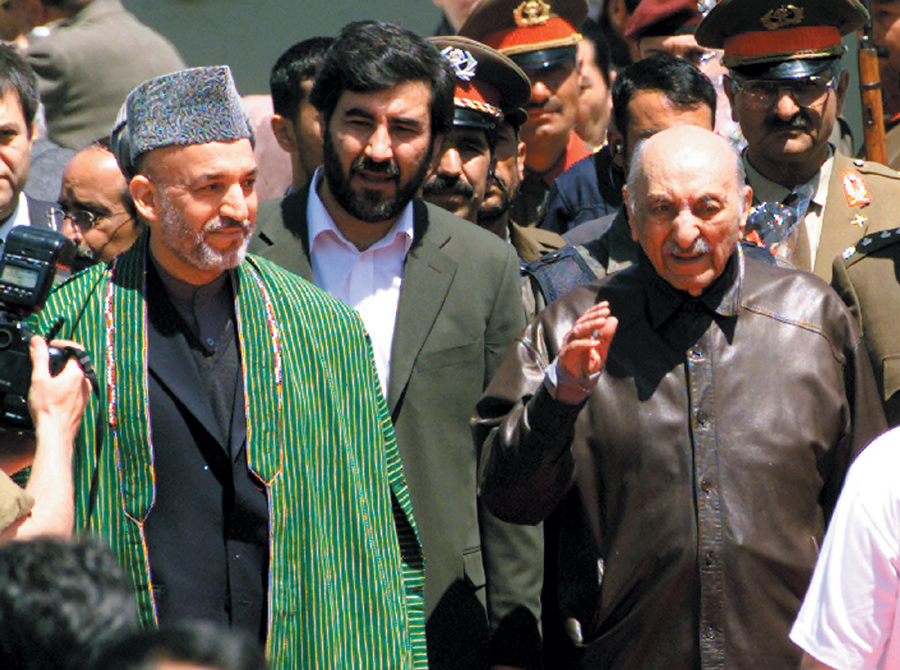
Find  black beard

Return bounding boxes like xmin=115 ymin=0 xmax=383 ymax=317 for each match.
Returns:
xmin=323 ymin=129 xmax=434 ymax=224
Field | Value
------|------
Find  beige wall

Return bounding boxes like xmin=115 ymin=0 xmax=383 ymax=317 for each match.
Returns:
xmin=123 ymin=0 xmax=444 ymax=96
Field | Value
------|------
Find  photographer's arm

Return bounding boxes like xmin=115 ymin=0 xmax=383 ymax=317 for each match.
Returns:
xmin=0 ymin=337 xmax=90 ymax=542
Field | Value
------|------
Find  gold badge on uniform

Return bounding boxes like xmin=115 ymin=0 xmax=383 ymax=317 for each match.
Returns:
xmin=840 ymin=168 xmax=872 ymax=208
xmin=761 ymin=5 xmax=803 ymax=31
xmin=514 ymin=0 xmax=552 ymax=28
xmin=852 ymin=214 xmax=867 ymax=228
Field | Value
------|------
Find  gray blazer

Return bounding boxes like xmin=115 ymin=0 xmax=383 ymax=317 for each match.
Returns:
xmin=250 ymin=189 xmax=544 ymax=669
xmin=27 ymin=0 xmax=185 ymax=150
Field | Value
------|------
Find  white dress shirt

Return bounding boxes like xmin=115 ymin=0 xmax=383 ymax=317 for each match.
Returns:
xmin=307 ymin=169 xmax=414 ymax=396
xmin=0 ymin=193 xmax=33 ymax=243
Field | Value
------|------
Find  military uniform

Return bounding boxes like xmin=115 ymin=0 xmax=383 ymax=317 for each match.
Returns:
xmin=833 ymin=229 xmax=900 ymax=426
xmin=459 ymin=0 xmax=591 ymax=227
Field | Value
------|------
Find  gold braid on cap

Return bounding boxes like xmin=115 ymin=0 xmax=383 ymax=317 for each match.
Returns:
xmin=454 ymin=97 xmax=503 ymax=120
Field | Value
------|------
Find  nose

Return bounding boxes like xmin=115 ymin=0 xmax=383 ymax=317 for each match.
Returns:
xmin=773 ymin=88 xmax=801 ymax=118
xmin=220 ymin=182 xmax=252 ymax=222
xmin=437 ymin=147 xmax=463 ymax=177
xmin=60 ymin=216 xmax=80 ymax=242
xmin=671 ymin=210 xmax=701 ymax=250
xmin=529 ymin=78 xmax=552 ymax=106
xmin=365 ymin=123 xmax=394 ymax=164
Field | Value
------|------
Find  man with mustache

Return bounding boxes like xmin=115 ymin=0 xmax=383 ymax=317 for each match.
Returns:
xmin=423 ymin=36 xmax=564 ymax=264
xmin=29 ymin=64 xmax=428 ymax=668
xmin=249 ymin=21 xmax=543 ymax=670
xmin=696 ymin=0 xmax=900 ymax=281
xmin=474 ymin=124 xmax=886 ymax=669
xmin=53 ymin=140 xmax=142 ymax=272
xmin=460 ymin=0 xmax=591 ymax=228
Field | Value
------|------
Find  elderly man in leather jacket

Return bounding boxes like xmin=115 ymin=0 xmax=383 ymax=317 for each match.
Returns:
xmin=474 ymin=126 xmax=887 ymax=670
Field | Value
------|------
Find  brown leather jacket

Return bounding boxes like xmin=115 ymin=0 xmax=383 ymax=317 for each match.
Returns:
xmin=475 ymin=250 xmax=887 ymax=669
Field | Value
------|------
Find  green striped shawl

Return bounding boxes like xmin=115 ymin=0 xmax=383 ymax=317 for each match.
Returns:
xmin=33 ymin=232 xmax=427 ymax=669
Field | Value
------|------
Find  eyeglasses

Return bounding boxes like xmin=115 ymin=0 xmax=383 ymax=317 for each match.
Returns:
xmin=731 ymin=73 xmax=839 ymax=109
xmin=48 ymin=205 xmax=129 ymax=232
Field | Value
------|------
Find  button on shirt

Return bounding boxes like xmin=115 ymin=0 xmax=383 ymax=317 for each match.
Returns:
xmin=307 ymin=170 xmax=414 ymax=396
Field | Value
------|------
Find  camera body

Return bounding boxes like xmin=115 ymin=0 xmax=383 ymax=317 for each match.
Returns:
xmin=0 ymin=227 xmax=76 ymax=430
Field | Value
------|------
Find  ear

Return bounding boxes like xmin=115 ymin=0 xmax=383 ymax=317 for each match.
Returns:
xmin=608 ymin=126 xmax=626 ymax=169
xmin=624 ymin=186 xmax=640 ymax=242
xmin=270 ymin=114 xmax=297 ymax=154
xmin=835 ymin=69 xmax=850 ymax=116
xmin=723 ymin=75 xmax=739 ymax=123
xmin=738 ymin=183 xmax=753 ymax=237
xmin=129 ymin=175 xmax=159 ymax=223
xmin=517 ymin=139 xmax=526 ymax=180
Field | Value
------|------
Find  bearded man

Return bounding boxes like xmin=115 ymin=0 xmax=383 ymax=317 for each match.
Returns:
xmin=250 ymin=21 xmax=543 ymax=670
xmin=31 ymin=65 xmax=427 ymax=669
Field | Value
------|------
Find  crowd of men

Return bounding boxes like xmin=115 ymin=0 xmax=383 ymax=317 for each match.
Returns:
xmin=4 ymin=0 xmax=900 ymax=669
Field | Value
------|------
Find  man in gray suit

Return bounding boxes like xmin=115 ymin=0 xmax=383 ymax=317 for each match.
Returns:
xmin=0 ymin=43 xmax=54 ymax=239
xmin=25 ymin=0 xmax=184 ymax=150
xmin=250 ymin=20 xmax=543 ymax=670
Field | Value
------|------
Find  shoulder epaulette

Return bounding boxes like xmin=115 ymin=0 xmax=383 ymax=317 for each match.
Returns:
xmin=840 ymin=227 xmax=900 ymax=264
xmin=848 ymin=157 xmax=900 ymax=180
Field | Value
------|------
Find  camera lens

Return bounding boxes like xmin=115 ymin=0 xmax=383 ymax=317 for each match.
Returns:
xmin=0 ymin=329 xmax=12 ymax=349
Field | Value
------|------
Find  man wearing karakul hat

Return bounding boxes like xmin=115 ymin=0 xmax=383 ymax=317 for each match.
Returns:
xmin=28 ymin=65 xmax=427 ymax=669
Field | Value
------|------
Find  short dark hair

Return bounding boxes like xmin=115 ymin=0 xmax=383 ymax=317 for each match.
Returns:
xmin=0 ymin=43 xmax=38 ymax=131
xmin=612 ymin=52 xmax=716 ymax=142
xmin=309 ymin=20 xmax=454 ymax=137
xmin=0 ymin=537 xmax=137 ymax=670
xmin=269 ymin=36 xmax=334 ymax=120
xmin=91 ymin=621 xmax=268 ymax=670
xmin=580 ymin=19 xmax=612 ymax=88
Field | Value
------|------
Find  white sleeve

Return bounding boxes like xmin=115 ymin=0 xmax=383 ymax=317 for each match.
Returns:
xmin=790 ymin=431 xmax=900 ymax=670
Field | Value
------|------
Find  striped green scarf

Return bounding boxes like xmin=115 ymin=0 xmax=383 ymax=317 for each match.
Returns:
xmin=34 ymin=231 xmax=428 ymax=669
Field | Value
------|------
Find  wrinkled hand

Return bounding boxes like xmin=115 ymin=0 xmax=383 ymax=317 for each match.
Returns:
xmin=27 ymin=336 xmax=91 ymax=443
xmin=556 ymin=301 xmax=618 ymax=404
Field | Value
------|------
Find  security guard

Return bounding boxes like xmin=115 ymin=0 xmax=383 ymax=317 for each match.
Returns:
xmin=697 ymin=0 xmax=900 ymax=281
xmin=459 ymin=0 xmax=591 ymax=228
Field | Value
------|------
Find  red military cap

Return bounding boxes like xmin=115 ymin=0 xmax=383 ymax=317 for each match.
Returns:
xmin=459 ymin=0 xmax=588 ymax=71
xmin=625 ymin=0 xmax=703 ymax=43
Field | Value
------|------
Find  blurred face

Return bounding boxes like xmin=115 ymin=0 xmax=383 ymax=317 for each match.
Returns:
xmin=422 ymin=125 xmax=491 ymax=222
xmin=57 ymin=147 xmax=136 ymax=267
xmin=872 ymin=0 xmax=900 ymax=105
xmin=522 ymin=59 xmax=580 ymax=150
xmin=626 ymin=130 xmax=751 ymax=296
xmin=135 ymin=139 xmax=258 ymax=286
xmin=619 ymin=90 xmax=715 ymax=164
xmin=0 ymin=90 xmax=32 ymax=221
xmin=726 ymin=68 xmax=848 ymax=179
xmin=322 ymin=82 xmax=435 ymax=230
xmin=576 ymin=39 xmax=612 ymax=149
xmin=480 ymin=121 xmax=525 ymax=223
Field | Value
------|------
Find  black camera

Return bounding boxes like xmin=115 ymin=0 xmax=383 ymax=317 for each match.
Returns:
xmin=0 ymin=226 xmax=86 ymax=431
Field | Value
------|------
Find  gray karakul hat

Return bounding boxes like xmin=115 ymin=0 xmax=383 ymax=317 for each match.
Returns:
xmin=110 ymin=65 xmax=254 ymax=178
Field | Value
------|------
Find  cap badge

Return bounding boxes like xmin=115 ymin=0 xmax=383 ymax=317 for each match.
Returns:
xmin=840 ymin=168 xmax=872 ymax=208
xmin=514 ymin=0 xmax=552 ymax=28
xmin=441 ymin=46 xmax=478 ymax=81
xmin=761 ymin=5 xmax=804 ymax=31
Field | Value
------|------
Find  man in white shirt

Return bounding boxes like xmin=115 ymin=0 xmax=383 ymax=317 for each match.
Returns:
xmin=249 ymin=20 xmax=544 ymax=670
xmin=791 ymin=427 xmax=900 ymax=670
